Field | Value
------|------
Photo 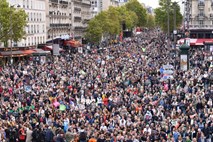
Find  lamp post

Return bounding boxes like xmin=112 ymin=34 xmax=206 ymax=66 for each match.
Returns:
xmin=167 ymin=0 xmax=170 ymax=48
xmin=173 ymin=2 xmax=177 ymax=69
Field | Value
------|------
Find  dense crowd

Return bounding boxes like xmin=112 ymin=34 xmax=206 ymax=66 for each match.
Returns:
xmin=0 ymin=31 xmax=212 ymax=142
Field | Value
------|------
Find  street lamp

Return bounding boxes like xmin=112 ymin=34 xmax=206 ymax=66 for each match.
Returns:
xmin=10 ymin=4 xmax=20 ymax=65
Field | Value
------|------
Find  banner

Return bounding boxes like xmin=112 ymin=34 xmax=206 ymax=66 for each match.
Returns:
xmin=180 ymin=55 xmax=188 ymax=71
xmin=53 ymin=44 xmax=60 ymax=55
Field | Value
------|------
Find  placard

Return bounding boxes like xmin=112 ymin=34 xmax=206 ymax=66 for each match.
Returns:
xmin=180 ymin=55 xmax=188 ymax=71
xmin=53 ymin=44 xmax=60 ymax=55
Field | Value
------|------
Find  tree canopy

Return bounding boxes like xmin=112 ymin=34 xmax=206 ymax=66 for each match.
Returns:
xmin=85 ymin=5 xmax=138 ymax=43
xmin=125 ymin=0 xmax=147 ymax=27
xmin=154 ymin=0 xmax=183 ymax=32
xmin=0 ymin=0 xmax=28 ymax=47
xmin=146 ymin=14 xmax=155 ymax=29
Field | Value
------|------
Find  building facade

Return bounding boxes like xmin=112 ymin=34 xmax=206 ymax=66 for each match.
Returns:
xmin=47 ymin=0 xmax=91 ymax=41
xmin=91 ymin=0 xmax=119 ymax=17
xmin=47 ymin=0 xmax=71 ymax=42
xmin=71 ymin=0 xmax=91 ymax=39
xmin=8 ymin=0 xmax=46 ymax=47
xmin=188 ymin=0 xmax=213 ymax=38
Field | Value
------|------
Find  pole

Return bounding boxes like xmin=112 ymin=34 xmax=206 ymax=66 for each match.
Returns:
xmin=70 ymin=0 xmax=72 ymax=40
xmin=51 ymin=12 xmax=54 ymax=45
xmin=10 ymin=6 xmax=13 ymax=65
xmin=174 ymin=2 xmax=177 ymax=69
xmin=167 ymin=0 xmax=170 ymax=48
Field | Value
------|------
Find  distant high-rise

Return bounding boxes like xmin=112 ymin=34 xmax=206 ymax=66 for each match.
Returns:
xmin=186 ymin=0 xmax=213 ymax=38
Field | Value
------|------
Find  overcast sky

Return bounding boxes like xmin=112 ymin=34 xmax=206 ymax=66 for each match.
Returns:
xmin=138 ymin=0 xmax=184 ymax=14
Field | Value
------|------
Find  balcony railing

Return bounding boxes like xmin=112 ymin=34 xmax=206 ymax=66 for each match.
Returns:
xmin=74 ymin=7 xmax=81 ymax=11
xmin=82 ymin=0 xmax=91 ymax=6
xmin=74 ymin=16 xmax=82 ymax=21
xmin=189 ymin=25 xmax=213 ymax=29
xmin=74 ymin=0 xmax=82 ymax=3
xmin=50 ymin=23 xmax=71 ymax=28
xmin=197 ymin=14 xmax=205 ymax=20
xmin=198 ymin=2 xmax=205 ymax=9
xmin=60 ymin=0 xmax=69 ymax=5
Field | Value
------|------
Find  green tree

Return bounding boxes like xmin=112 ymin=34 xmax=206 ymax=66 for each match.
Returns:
xmin=146 ymin=14 xmax=155 ymax=29
xmin=155 ymin=0 xmax=183 ymax=32
xmin=125 ymin=0 xmax=147 ymax=27
xmin=85 ymin=18 xmax=103 ymax=44
xmin=85 ymin=4 xmax=139 ymax=43
xmin=0 ymin=0 xmax=27 ymax=47
xmin=117 ymin=6 xmax=138 ymax=30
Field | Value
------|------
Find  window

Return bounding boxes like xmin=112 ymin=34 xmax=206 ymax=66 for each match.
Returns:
xmin=23 ymin=0 xmax=25 ymax=8
xmin=37 ymin=25 xmax=39 ymax=33
xmin=31 ymin=13 xmax=32 ymax=21
xmin=27 ymin=0 xmax=29 ymax=8
xmin=34 ymin=25 xmax=36 ymax=33
xmin=31 ymin=25 xmax=33 ymax=33
xmin=198 ymin=33 xmax=204 ymax=38
xmin=199 ymin=20 xmax=204 ymax=25
xmin=206 ymin=33 xmax=211 ymax=38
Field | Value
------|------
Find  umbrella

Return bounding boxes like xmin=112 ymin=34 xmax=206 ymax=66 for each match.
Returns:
xmin=53 ymin=101 xmax=60 ymax=107
xmin=59 ymin=104 xmax=66 ymax=111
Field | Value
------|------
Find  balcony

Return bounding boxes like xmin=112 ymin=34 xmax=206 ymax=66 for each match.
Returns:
xmin=197 ymin=14 xmax=206 ymax=20
xmin=74 ymin=7 xmax=81 ymax=11
xmin=198 ymin=2 xmax=205 ymax=9
xmin=82 ymin=0 xmax=91 ymax=6
xmin=189 ymin=25 xmax=213 ymax=30
xmin=60 ymin=0 xmax=69 ymax=5
xmin=50 ymin=23 xmax=71 ymax=28
xmin=74 ymin=16 xmax=82 ymax=21
xmin=74 ymin=0 xmax=82 ymax=4
xmin=50 ymin=0 xmax=59 ymax=3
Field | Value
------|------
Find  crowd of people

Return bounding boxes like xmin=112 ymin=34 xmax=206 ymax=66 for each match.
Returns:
xmin=0 ymin=31 xmax=212 ymax=142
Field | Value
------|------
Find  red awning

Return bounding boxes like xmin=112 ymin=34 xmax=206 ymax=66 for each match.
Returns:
xmin=22 ymin=50 xmax=35 ymax=54
xmin=177 ymin=38 xmax=213 ymax=46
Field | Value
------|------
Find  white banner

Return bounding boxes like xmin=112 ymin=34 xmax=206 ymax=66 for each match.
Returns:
xmin=53 ymin=44 xmax=60 ymax=55
xmin=180 ymin=55 xmax=188 ymax=71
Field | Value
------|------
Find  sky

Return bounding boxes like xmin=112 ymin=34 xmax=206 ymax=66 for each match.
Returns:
xmin=138 ymin=0 xmax=160 ymax=8
xmin=138 ymin=0 xmax=184 ymax=14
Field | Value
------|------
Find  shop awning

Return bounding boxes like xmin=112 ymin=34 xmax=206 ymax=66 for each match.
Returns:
xmin=177 ymin=38 xmax=213 ymax=46
xmin=0 ymin=51 xmax=24 ymax=56
xmin=32 ymin=49 xmax=51 ymax=55
xmin=22 ymin=50 xmax=35 ymax=54
xmin=45 ymin=45 xmax=65 ymax=52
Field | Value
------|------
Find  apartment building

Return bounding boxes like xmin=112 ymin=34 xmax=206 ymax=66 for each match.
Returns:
xmin=72 ymin=0 xmax=91 ymax=39
xmin=47 ymin=0 xmax=91 ymax=41
xmin=8 ymin=0 xmax=46 ymax=47
xmin=47 ymin=0 xmax=72 ymax=42
xmin=188 ymin=0 xmax=213 ymax=38
xmin=91 ymin=0 xmax=119 ymax=17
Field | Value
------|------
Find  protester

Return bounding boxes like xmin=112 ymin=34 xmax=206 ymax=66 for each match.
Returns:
xmin=0 ymin=30 xmax=212 ymax=142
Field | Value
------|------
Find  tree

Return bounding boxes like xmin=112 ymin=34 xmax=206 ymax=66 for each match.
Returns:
xmin=155 ymin=0 xmax=183 ymax=32
xmin=146 ymin=14 xmax=155 ymax=29
xmin=0 ymin=0 xmax=27 ymax=47
xmin=85 ymin=18 xmax=103 ymax=44
xmin=125 ymin=0 xmax=147 ymax=27
xmin=117 ymin=6 xmax=138 ymax=30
